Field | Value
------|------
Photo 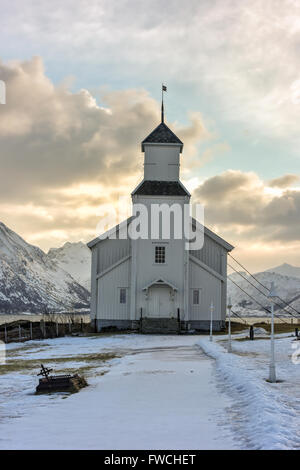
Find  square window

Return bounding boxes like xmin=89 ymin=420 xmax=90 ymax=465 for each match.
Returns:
xmin=193 ymin=289 xmax=200 ymax=305
xmin=155 ymin=246 xmax=165 ymax=264
xmin=120 ymin=288 xmax=126 ymax=304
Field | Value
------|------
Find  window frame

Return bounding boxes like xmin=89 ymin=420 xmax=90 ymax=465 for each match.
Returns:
xmin=119 ymin=287 xmax=127 ymax=304
xmin=154 ymin=245 xmax=166 ymax=264
xmin=192 ymin=289 xmax=200 ymax=305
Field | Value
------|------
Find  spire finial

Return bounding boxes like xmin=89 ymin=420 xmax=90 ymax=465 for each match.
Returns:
xmin=161 ymin=84 xmax=167 ymax=123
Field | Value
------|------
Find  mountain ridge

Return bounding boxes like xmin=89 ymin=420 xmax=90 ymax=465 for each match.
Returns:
xmin=0 ymin=222 xmax=90 ymax=314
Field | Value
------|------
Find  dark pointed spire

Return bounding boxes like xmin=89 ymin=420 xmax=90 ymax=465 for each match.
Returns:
xmin=141 ymin=84 xmax=183 ymax=152
xmin=141 ymin=122 xmax=183 ymax=153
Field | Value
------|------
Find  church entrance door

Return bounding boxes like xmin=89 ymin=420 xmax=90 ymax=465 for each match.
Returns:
xmin=148 ymin=285 xmax=174 ymax=318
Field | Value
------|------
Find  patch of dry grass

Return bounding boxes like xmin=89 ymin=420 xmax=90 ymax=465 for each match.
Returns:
xmin=0 ymin=352 xmax=119 ymax=376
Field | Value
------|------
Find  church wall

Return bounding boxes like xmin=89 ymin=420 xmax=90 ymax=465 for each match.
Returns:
xmin=96 ymin=237 xmax=131 ymax=275
xmin=189 ymin=258 xmax=223 ymax=321
xmin=90 ymin=244 xmax=98 ymax=322
xmin=190 ymin=234 xmax=224 ymax=276
xmin=96 ymin=258 xmax=131 ymax=320
xmin=134 ymin=237 xmax=186 ymax=319
xmin=131 ymin=195 xmax=187 ymax=320
xmin=144 ymin=144 xmax=180 ymax=181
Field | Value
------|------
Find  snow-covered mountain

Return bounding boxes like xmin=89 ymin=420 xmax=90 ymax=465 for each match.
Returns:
xmin=228 ymin=270 xmax=300 ymax=317
xmin=48 ymin=242 xmax=91 ymax=291
xmin=267 ymin=263 xmax=300 ymax=279
xmin=0 ymin=222 xmax=90 ymax=314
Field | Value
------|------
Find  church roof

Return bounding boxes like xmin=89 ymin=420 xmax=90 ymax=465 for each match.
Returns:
xmin=141 ymin=122 xmax=183 ymax=152
xmin=132 ymin=180 xmax=190 ymax=197
xmin=191 ymin=218 xmax=234 ymax=252
xmin=87 ymin=215 xmax=234 ymax=252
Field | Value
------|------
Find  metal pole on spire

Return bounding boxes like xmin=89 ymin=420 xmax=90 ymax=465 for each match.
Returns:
xmin=161 ymin=84 xmax=167 ymax=123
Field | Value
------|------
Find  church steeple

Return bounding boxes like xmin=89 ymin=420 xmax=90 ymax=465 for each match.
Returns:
xmin=141 ymin=122 xmax=183 ymax=153
xmin=132 ymin=87 xmax=189 ymax=195
xmin=141 ymin=85 xmax=183 ymax=153
xmin=161 ymin=83 xmax=167 ymax=123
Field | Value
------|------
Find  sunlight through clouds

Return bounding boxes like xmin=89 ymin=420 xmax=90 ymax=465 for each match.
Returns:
xmin=1 ymin=0 xmax=300 ymax=270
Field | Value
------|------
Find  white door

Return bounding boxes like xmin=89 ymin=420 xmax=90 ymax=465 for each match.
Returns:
xmin=148 ymin=286 xmax=173 ymax=318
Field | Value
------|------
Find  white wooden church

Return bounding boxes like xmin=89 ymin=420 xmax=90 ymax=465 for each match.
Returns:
xmin=88 ymin=97 xmax=233 ymax=333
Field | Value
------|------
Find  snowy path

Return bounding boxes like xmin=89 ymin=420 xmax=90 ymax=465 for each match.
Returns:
xmin=0 ymin=335 xmax=239 ymax=450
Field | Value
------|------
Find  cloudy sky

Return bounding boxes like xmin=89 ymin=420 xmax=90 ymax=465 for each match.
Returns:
xmin=1 ymin=0 xmax=300 ymax=272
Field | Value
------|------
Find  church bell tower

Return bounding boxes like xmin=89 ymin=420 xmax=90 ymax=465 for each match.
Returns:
xmin=132 ymin=86 xmax=190 ymax=198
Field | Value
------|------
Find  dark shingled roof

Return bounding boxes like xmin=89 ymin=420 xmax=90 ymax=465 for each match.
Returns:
xmin=132 ymin=180 xmax=189 ymax=196
xmin=141 ymin=123 xmax=183 ymax=152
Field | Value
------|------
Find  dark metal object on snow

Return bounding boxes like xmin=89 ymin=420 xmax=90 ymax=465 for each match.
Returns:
xmin=37 ymin=364 xmax=53 ymax=381
xmin=36 ymin=364 xmax=87 ymax=394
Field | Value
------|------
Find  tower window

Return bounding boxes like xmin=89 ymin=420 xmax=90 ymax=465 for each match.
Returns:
xmin=120 ymin=288 xmax=127 ymax=304
xmin=155 ymin=246 xmax=166 ymax=264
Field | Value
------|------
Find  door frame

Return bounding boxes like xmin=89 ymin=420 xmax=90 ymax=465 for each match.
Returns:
xmin=142 ymin=278 xmax=177 ymax=318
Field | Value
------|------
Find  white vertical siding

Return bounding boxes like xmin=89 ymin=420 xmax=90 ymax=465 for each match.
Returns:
xmin=90 ymin=246 xmax=98 ymax=320
xmin=144 ymin=144 xmax=180 ymax=181
xmin=97 ymin=238 xmax=131 ymax=274
xmin=189 ymin=259 xmax=222 ymax=320
xmin=97 ymin=259 xmax=131 ymax=319
xmin=190 ymin=235 xmax=224 ymax=275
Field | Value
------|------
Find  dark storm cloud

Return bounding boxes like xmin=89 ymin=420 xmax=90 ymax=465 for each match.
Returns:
xmin=194 ymin=170 xmax=300 ymax=243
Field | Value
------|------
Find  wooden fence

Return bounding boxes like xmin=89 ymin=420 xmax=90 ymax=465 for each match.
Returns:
xmin=0 ymin=316 xmax=91 ymax=344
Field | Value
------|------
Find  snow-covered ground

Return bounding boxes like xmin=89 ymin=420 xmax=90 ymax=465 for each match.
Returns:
xmin=199 ymin=332 xmax=300 ymax=450
xmin=0 ymin=332 xmax=299 ymax=450
xmin=0 ymin=334 xmax=238 ymax=450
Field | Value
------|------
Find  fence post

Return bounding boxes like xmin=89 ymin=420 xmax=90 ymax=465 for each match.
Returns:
xmin=94 ymin=318 xmax=97 ymax=333
xmin=30 ymin=322 xmax=33 ymax=340
xmin=295 ymin=327 xmax=299 ymax=338
xmin=40 ymin=320 xmax=45 ymax=338
xmin=249 ymin=325 xmax=254 ymax=340
xmin=140 ymin=308 xmax=143 ymax=332
xmin=81 ymin=318 xmax=83 ymax=332
xmin=69 ymin=320 xmax=72 ymax=334
xmin=19 ymin=325 xmax=21 ymax=341
xmin=56 ymin=322 xmax=59 ymax=337
xmin=4 ymin=325 xmax=7 ymax=343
